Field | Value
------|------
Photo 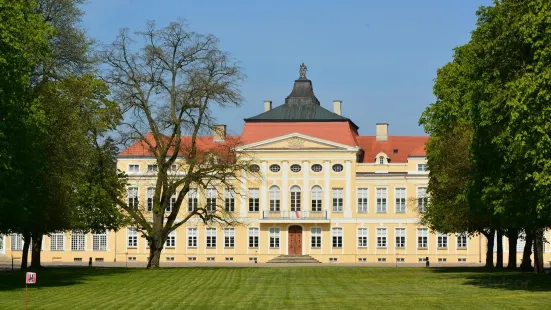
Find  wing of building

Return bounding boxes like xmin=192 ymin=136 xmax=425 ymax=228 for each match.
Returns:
xmin=6 ymin=66 xmax=513 ymax=265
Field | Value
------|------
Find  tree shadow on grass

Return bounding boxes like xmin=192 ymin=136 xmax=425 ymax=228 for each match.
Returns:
xmin=429 ymin=267 xmax=551 ymax=292
xmin=0 ymin=267 xmax=132 ymax=292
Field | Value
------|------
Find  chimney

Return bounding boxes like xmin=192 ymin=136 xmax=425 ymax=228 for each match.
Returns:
xmin=333 ymin=100 xmax=342 ymax=115
xmin=376 ymin=123 xmax=389 ymax=141
xmin=213 ymin=125 xmax=226 ymax=142
xmin=264 ymin=100 xmax=272 ymax=112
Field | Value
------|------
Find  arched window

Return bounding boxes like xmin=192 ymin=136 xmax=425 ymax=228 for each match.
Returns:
xmin=311 ymin=186 xmax=322 ymax=212
xmin=269 ymin=185 xmax=280 ymax=212
xmin=290 ymin=185 xmax=301 ymax=212
xmin=379 ymin=156 xmax=385 ymax=164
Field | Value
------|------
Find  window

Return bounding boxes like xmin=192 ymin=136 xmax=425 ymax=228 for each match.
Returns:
xmin=92 ymin=231 xmax=107 ymax=251
xmin=206 ymin=228 xmax=217 ymax=248
xmin=395 ymin=188 xmax=406 ymax=213
xmin=170 ymin=164 xmax=178 ymax=171
xmin=206 ymin=188 xmax=217 ymax=212
xmin=147 ymin=164 xmax=158 ymax=173
xmin=311 ymin=164 xmax=323 ymax=172
xmin=128 ymin=164 xmax=139 ymax=173
xmin=438 ymin=258 xmax=447 ymax=263
xmin=290 ymin=164 xmax=301 ymax=173
xmin=187 ymin=228 xmax=197 ymax=248
xmin=379 ymin=156 xmax=385 ymax=164
xmin=224 ymin=188 xmax=235 ymax=212
xmin=332 ymin=164 xmax=344 ymax=172
xmin=417 ymin=163 xmax=428 ymax=171
xmin=311 ymin=227 xmax=322 ymax=248
xmin=357 ymin=228 xmax=368 ymax=248
xmin=269 ymin=228 xmax=280 ymax=248
xmin=167 ymin=194 xmax=176 ymax=212
xmin=311 ymin=186 xmax=322 ymax=212
xmin=395 ymin=228 xmax=406 ymax=248
xmin=357 ymin=188 xmax=368 ymax=213
xmin=376 ymin=188 xmax=387 ymax=213
xmin=248 ymin=227 xmax=259 ymax=248
xmin=332 ymin=189 xmax=343 ymax=212
xmin=147 ymin=187 xmax=155 ymax=212
xmin=127 ymin=228 xmax=138 ymax=248
xmin=187 ymin=189 xmax=198 ymax=212
xmin=165 ymin=231 xmax=176 ymax=248
xmin=376 ymin=228 xmax=387 ymax=248
xmin=128 ymin=187 xmax=138 ymax=209
xmin=290 ymin=186 xmax=301 ymax=211
xmin=457 ymin=234 xmax=468 ymax=249
xmin=417 ymin=187 xmax=428 ymax=213
xmin=332 ymin=227 xmax=343 ymax=248
xmin=437 ymin=232 xmax=448 ymax=248
xmin=71 ymin=231 xmax=85 ymax=251
xmin=249 ymin=164 xmax=260 ymax=172
xmin=51 ymin=232 xmax=65 ymax=251
xmin=11 ymin=233 xmax=23 ymax=251
xmin=269 ymin=164 xmax=280 ymax=173
xmin=248 ymin=188 xmax=260 ymax=212
xmin=224 ymin=228 xmax=235 ymax=248
xmin=188 ymin=257 xmax=197 ymax=261
xmin=269 ymin=186 xmax=280 ymax=212
xmin=418 ymin=228 xmax=428 ymax=248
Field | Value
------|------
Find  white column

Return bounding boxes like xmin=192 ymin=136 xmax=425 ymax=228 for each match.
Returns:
xmin=324 ymin=160 xmax=331 ymax=217
xmin=239 ymin=169 xmax=247 ymax=216
xmin=261 ymin=161 xmax=268 ymax=213
xmin=303 ymin=160 xmax=309 ymax=214
xmin=282 ymin=161 xmax=289 ymax=213
xmin=345 ymin=160 xmax=352 ymax=218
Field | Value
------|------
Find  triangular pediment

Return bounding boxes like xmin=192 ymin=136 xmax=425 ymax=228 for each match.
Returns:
xmin=237 ymin=133 xmax=358 ymax=151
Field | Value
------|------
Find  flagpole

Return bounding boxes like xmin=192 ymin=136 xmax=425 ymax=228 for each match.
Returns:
xmin=25 ymin=283 xmax=28 ymax=310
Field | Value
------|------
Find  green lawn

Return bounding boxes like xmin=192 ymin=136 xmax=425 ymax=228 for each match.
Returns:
xmin=0 ymin=266 xmax=550 ymax=309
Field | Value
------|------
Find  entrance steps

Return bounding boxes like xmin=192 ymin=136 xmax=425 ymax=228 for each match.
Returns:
xmin=266 ymin=255 xmax=321 ymax=264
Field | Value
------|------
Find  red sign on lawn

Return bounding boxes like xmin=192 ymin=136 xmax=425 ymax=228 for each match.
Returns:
xmin=26 ymin=272 xmax=36 ymax=284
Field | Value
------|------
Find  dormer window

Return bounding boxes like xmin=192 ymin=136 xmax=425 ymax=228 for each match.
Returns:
xmin=128 ymin=164 xmax=139 ymax=173
xmin=379 ymin=156 xmax=385 ymax=164
xmin=417 ymin=164 xmax=428 ymax=172
xmin=375 ymin=152 xmax=389 ymax=165
xmin=147 ymin=164 xmax=158 ymax=173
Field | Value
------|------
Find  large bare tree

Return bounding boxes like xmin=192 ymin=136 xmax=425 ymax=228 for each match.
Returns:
xmin=102 ymin=21 xmax=250 ymax=268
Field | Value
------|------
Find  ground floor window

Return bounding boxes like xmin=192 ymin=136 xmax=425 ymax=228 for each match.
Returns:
xmin=11 ymin=233 xmax=24 ymax=251
xmin=224 ymin=228 xmax=235 ymax=248
xmin=418 ymin=228 xmax=428 ymax=248
xmin=127 ymin=228 xmax=138 ymax=248
xmin=332 ymin=227 xmax=343 ymax=248
xmin=357 ymin=228 xmax=368 ymax=248
xmin=456 ymin=234 xmax=467 ymax=249
xmin=437 ymin=232 xmax=448 ymax=248
xmin=311 ymin=227 xmax=322 ymax=248
xmin=71 ymin=231 xmax=85 ymax=251
xmin=376 ymin=228 xmax=387 ymax=248
xmin=50 ymin=232 xmax=65 ymax=251
xmin=92 ymin=231 xmax=107 ymax=251
xmin=249 ymin=227 xmax=259 ymax=248
xmin=395 ymin=228 xmax=406 ymax=248
xmin=165 ymin=231 xmax=176 ymax=248
xmin=269 ymin=228 xmax=280 ymax=248
xmin=206 ymin=228 xmax=217 ymax=248
xmin=187 ymin=228 xmax=197 ymax=248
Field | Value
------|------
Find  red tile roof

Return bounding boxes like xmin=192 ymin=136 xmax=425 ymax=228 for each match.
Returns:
xmin=356 ymin=136 xmax=428 ymax=163
xmin=240 ymin=122 xmax=359 ymax=147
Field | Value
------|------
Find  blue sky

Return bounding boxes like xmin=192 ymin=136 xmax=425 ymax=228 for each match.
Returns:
xmin=82 ymin=0 xmax=493 ymax=136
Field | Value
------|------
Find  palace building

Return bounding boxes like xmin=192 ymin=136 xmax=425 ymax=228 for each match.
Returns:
xmin=7 ymin=65 xmax=535 ymax=265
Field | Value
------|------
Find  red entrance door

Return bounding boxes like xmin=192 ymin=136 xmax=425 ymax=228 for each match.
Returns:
xmin=288 ymin=226 xmax=303 ymax=255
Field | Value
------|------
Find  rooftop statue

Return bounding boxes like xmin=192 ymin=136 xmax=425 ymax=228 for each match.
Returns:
xmin=299 ymin=62 xmax=307 ymax=79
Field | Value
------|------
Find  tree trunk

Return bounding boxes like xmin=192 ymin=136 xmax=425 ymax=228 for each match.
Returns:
xmin=20 ymin=231 xmax=31 ymax=270
xmin=533 ymin=229 xmax=544 ymax=273
xmin=507 ymin=228 xmax=518 ymax=270
xmin=146 ymin=244 xmax=163 ymax=269
xmin=30 ymin=234 xmax=43 ymax=269
xmin=496 ymin=229 xmax=503 ymax=268
xmin=485 ymin=229 xmax=495 ymax=268
xmin=520 ymin=230 xmax=533 ymax=271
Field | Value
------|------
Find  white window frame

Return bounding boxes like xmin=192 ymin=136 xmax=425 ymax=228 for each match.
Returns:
xmin=11 ymin=233 xmax=24 ymax=251
xmin=311 ymin=227 xmax=322 ymax=248
xmin=395 ymin=228 xmax=406 ymax=248
xmin=146 ymin=187 xmax=155 ymax=212
xmin=127 ymin=228 xmax=138 ymax=248
xmin=395 ymin=188 xmax=406 ymax=213
xmin=417 ymin=163 xmax=428 ymax=172
xmin=92 ymin=231 xmax=107 ymax=251
xmin=187 ymin=189 xmax=198 ymax=212
xmin=167 ymin=194 xmax=176 ymax=212
xmin=437 ymin=232 xmax=448 ymax=249
xmin=357 ymin=188 xmax=368 ymax=213
xmin=128 ymin=164 xmax=140 ymax=173
xmin=311 ymin=186 xmax=323 ymax=212
xmin=248 ymin=188 xmax=260 ymax=212
xmin=165 ymin=231 xmax=176 ymax=248
xmin=269 ymin=227 xmax=280 ymax=248
xmin=206 ymin=227 xmax=217 ymax=248
xmin=248 ymin=227 xmax=259 ymax=248
xmin=290 ymin=186 xmax=301 ymax=212
xmin=224 ymin=228 xmax=235 ymax=248
xmin=224 ymin=188 xmax=235 ymax=212
xmin=376 ymin=228 xmax=387 ymax=248
xmin=357 ymin=228 xmax=368 ymax=248
xmin=269 ymin=185 xmax=280 ymax=212
xmin=206 ymin=188 xmax=217 ymax=212
xmin=147 ymin=164 xmax=158 ymax=173
xmin=456 ymin=233 xmax=468 ymax=249
xmin=187 ymin=228 xmax=198 ymax=248
xmin=417 ymin=187 xmax=428 ymax=213
xmin=127 ymin=187 xmax=139 ymax=209
xmin=50 ymin=232 xmax=65 ymax=251
xmin=332 ymin=188 xmax=344 ymax=212
xmin=71 ymin=231 xmax=85 ymax=251
xmin=418 ymin=228 xmax=428 ymax=248
xmin=332 ymin=227 xmax=343 ymax=248
xmin=376 ymin=188 xmax=387 ymax=213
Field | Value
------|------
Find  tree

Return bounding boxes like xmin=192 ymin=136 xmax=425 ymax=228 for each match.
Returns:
xmin=102 ymin=21 xmax=252 ymax=268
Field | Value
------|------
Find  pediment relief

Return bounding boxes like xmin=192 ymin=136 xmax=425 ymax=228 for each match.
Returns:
xmin=241 ymin=134 xmax=354 ymax=151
